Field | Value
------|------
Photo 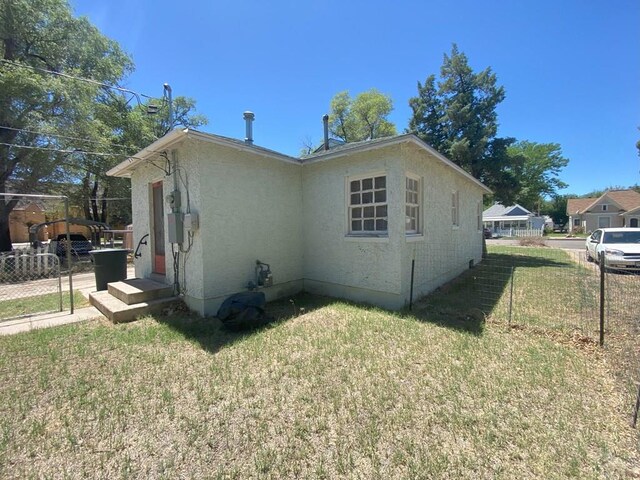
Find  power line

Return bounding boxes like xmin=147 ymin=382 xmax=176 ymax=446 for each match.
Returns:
xmin=0 ymin=125 xmax=135 ymax=152
xmin=0 ymin=59 xmax=155 ymax=104
xmin=0 ymin=141 xmax=135 ymax=158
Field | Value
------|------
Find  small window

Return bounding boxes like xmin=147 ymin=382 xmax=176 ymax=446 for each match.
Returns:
xmin=598 ymin=216 xmax=610 ymax=228
xmin=451 ymin=191 xmax=459 ymax=226
xmin=405 ymin=175 xmax=420 ymax=234
xmin=602 ymin=204 xmax=608 ymax=211
xmin=573 ymin=218 xmax=581 ymax=227
xmin=477 ymin=202 xmax=482 ymax=231
xmin=349 ymin=175 xmax=387 ymax=234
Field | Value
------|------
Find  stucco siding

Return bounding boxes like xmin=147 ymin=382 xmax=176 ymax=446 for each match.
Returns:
xmin=400 ymin=143 xmax=484 ymax=304
xmin=195 ymin=140 xmax=303 ymax=315
xmin=302 ymin=146 xmax=403 ymax=306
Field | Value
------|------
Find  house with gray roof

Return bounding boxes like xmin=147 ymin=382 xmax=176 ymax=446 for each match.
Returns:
xmin=483 ymin=203 xmax=545 ymax=236
xmin=104 ymin=116 xmax=491 ymax=316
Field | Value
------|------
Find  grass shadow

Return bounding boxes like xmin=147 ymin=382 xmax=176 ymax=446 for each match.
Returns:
xmin=409 ymin=251 xmax=575 ymax=335
xmin=154 ymin=292 xmax=336 ymax=355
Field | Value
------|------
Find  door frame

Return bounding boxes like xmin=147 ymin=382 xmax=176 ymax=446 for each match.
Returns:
xmin=151 ymin=180 xmax=166 ymax=275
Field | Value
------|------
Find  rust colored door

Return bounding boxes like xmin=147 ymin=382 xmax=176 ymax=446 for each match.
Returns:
xmin=151 ymin=181 xmax=166 ymax=274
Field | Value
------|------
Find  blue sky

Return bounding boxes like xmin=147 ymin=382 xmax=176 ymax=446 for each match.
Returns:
xmin=71 ymin=0 xmax=640 ymax=196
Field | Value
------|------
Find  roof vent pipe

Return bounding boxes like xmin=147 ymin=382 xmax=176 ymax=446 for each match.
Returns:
xmin=322 ymin=114 xmax=329 ymax=151
xmin=243 ymin=111 xmax=255 ymax=144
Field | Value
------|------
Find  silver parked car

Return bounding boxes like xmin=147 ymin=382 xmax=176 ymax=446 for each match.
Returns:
xmin=585 ymin=228 xmax=640 ymax=271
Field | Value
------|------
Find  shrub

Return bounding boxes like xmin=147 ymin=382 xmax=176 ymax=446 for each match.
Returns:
xmin=518 ymin=236 xmax=546 ymax=247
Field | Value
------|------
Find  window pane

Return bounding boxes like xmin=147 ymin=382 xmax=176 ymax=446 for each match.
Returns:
xmin=374 ymin=190 xmax=386 ymax=203
xmin=376 ymin=219 xmax=387 ymax=231
xmin=376 ymin=205 xmax=387 ymax=217
xmin=363 ymin=206 xmax=375 ymax=218
xmin=375 ymin=176 xmax=386 ymax=188
xmin=351 ymin=220 xmax=362 ymax=231
xmin=352 ymin=207 xmax=362 ymax=219
xmin=350 ymin=180 xmax=360 ymax=192
xmin=406 ymin=191 xmax=411 ymax=203
xmin=362 ymin=178 xmax=373 ymax=190
xmin=362 ymin=192 xmax=373 ymax=204
xmin=350 ymin=193 xmax=360 ymax=205
xmin=363 ymin=219 xmax=374 ymax=230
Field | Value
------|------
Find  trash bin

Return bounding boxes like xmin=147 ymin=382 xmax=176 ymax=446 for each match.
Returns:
xmin=90 ymin=249 xmax=128 ymax=291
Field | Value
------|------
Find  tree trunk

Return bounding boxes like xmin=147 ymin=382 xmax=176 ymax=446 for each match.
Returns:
xmin=0 ymin=208 xmax=12 ymax=252
xmin=91 ymin=180 xmax=99 ymax=221
xmin=100 ymin=187 xmax=108 ymax=224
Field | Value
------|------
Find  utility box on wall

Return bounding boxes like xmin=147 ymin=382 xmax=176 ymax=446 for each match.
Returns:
xmin=167 ymin=212 xmax=184 ymax=244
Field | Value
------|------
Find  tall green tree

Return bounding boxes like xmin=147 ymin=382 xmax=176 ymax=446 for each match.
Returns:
xmin=0 ymin=0 xmax=131 ymax=250
xmin=508 ymin=141 xmax=568 ymax=212
xmin=408 ymin=44 xmax=520 ymax=204
xmin=329 ymin=89 xmax=396 ymax=142
xmin=541 ymin=194 xmax=570 ymax=230
xmin=0 ymin=0 xmax=207 ymax=248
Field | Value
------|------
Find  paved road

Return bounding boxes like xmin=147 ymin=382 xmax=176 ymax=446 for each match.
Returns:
xmin=487 ymin=238 xmax=585 ymax=250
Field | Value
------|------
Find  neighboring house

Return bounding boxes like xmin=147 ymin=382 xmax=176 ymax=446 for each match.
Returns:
xmin=567 ymin=189 xmax=640 ymax=233
xmin=9 ymin=202 xmax=46 ymax=243
xmin=482 ymin=203 xmax=545 ymax=235
xmin=107 ymin=124 xmax=490 ymax=314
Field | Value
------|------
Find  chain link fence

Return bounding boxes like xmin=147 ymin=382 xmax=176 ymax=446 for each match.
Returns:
xmin=0 ymin=193 xmax=132 ymax=321
xmin=420 ymin=241 xmax=639 ymax=421
xmin=0 ymin=249 xmax=62 ymax=321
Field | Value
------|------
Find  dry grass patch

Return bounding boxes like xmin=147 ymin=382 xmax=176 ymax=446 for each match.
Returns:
xmin=0 ymin=294 xmax=637 ymax=479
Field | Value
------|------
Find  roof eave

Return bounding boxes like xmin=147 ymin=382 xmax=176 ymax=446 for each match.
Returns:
xmin=303 ymin=134 xmax=491 ymax=194
xmin=107 ymin=129 xmax=188 ymax=178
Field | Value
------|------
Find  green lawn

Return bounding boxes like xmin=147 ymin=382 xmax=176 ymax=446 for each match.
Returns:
xmin=0 ymin=290 xmax=88 ymax=320
xmin=0 ymin=286 xmax=636 ymax=478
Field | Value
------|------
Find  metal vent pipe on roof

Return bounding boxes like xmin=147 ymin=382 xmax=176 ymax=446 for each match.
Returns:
xmin=322 ymin=114 xmax=329 ymax=151
xmin=243 ymin=111 xmax=255 ymax=144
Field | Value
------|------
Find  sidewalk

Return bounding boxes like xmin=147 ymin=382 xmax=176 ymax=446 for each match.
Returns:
xmin=0 ymin=265 xmax=136 ymax=336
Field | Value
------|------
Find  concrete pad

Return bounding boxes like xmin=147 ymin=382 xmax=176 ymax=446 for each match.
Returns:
xmin=107 ymin=278 xmax=173 ymax=305
xmin=0 ymin=307 xmax=103 ymax=336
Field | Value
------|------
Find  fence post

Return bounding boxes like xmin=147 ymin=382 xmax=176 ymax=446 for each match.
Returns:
xmin=508 ymin=265 xmax=515 ymax=325
xmin=599 ymin=250 xmax=605 ymax=347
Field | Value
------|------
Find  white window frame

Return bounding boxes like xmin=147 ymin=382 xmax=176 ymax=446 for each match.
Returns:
xmin=573 ymin=218 xmax=581 ymax=227
xmin=476 ymin=202 xmax=482 ymax=231
xmin=451 ymin=190 xmax=460 ymax=227
xmin=405 ymin=174 xmax=421 ymax=235
xmin=347 ymin=173 xmax=388 ymax=236
xmin=602 ymin=204 xmax=608 ymax=211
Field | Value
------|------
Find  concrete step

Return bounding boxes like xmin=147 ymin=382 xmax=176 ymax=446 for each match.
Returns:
xmin=89 ymin=290 xmax=179 ymax=323
xmin=108 ymin=278 xmax=174 ymax=305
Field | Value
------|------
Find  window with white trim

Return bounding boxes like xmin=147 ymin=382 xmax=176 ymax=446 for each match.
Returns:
xmin=451 ymin=191 xmax=459 ymax=226
xmin=573 ymin=218 xmax=581 ymax=227
xmin=349 ymin=175 xmax=387 ymax=234
xmin=405 ymin=175 xmax=420 ymax=233
xmin=602 ymin=204 xmax=608 ymax=211
xmin=477 ymin=202 xmax=482 ymax=230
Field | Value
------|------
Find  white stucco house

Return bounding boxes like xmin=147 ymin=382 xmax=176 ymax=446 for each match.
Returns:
xmin=567 ymin=189 xmax=640 ymax=233
xmin=107 ymin=122 xmax=490 ymax=315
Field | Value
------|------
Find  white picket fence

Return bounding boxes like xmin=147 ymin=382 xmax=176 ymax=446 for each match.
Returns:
xmin=0 ymin=247 xmax=60 ymax=281
xmin=493 ymin=227 xmax=544 ymax=238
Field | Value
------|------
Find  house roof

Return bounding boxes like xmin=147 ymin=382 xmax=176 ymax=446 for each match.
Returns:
xmin=566 ymin=190 xmax=640 ymax=215
xmin=482 ymin=203 xmax=536 ymax=221
xmin=302 ymin=133 xmax=492 ymax=194
xmin=107 ymin=129 xmax=300 ymax=178
xmin=108 ymin=129 xmax=491 ymax=193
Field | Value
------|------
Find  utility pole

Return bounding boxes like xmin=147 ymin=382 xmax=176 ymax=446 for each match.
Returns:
xmin=163 ymin=83 xmax=173 ymax=132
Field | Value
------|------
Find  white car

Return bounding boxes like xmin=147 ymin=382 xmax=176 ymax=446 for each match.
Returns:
xmin=585 ymin=228 xmax=640 ymax=271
